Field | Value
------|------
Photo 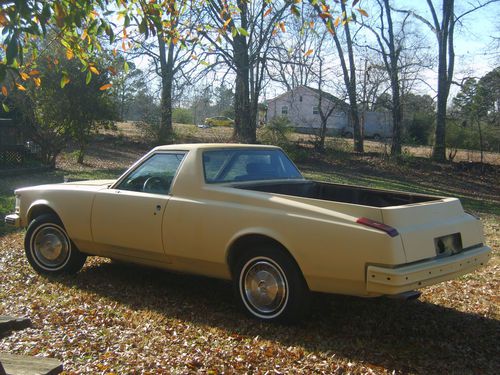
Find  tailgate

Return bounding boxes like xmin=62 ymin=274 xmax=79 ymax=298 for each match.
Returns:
xmin=381 ymin=198 xmax=485 ymax=263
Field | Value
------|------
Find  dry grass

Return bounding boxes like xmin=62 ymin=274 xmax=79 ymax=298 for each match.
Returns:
xmin=0 ymin=122 xmax=499 ymax=374
xmin=175 ymin=123 xmax=500 ymax=165
xmin=0 ymin=219 xmax=498 ymax=374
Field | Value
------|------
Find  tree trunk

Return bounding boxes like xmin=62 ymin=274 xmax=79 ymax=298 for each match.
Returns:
xmin=432 ymin=33 xmax=450 ymax=161
xmin=120 ymin=84 xmax=126 ymax=121
xmin=316 ymin=57 xmax=327 ymax=152
xmin=381 ymin=0 xmax=403 ymax=155
xmin=77 ymin=145 xmax=85 ymax=164
xmin=341 ymin=1 xmax=363 ymax=153
xmin=431 ymin=0 xmax=455 ymax=161
xmin=433 ymin=76 xmax=448 ymax=161
xmin=233 ymin=33 xmax=255 ymax=143
xmin=158 ymin=32 xmax=174 ymax=144
xmin=477 ymin=118 xmax=484 ymax=168
xmin=390 ymin=89 xmax=403 ymax=155
xmin=49 ymin=154 xmax=57 ymax=169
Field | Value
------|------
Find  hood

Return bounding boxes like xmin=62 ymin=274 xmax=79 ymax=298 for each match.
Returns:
xmin=63 ymin=179 xmax=116 ymax=186
xmin=15 ymin=179 xmax=116 ymax=194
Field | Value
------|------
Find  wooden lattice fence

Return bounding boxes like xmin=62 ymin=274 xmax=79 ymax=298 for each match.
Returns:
xmin=0 ymin=145 xmax=26 ymax=167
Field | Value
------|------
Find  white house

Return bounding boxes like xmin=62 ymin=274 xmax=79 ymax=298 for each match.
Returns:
xmin=266 ymin=86 xmax=392 ymax=138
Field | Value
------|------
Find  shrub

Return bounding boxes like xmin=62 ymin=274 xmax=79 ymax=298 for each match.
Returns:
xmin=446 ymin=120 xmax=479 ymax=151
xmin=221 ymin=109 xmax=235 ymax=119
xmin=260 ymin=116 xmax=293 ymax=148
xmin=286 ymin=145 xmax=309 ymax=163
xmin=172 ymin=108 xmax=194 ymax=124
xmin=404 ymin=114 xmax=434 ymax=145
xmin=135 ymin=104 xmax=165 ymax=145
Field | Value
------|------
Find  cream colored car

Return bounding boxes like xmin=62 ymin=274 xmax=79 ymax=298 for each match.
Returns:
xmin=5 ymin=144 xmax=492 ymax=322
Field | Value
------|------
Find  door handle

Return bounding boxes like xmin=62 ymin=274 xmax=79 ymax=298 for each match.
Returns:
xmin=155 ymin=205 xmax=162 ymax=211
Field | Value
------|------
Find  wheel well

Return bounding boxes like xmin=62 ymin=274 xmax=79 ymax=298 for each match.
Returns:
xmin=28 ymin=205 xmax=61 ymax=224
xmin=227 ymin=234 xmax=302 ymax=279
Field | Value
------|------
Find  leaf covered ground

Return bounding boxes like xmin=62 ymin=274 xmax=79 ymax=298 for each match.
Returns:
xmin=0 ymin=124 xmax=499 ymax=374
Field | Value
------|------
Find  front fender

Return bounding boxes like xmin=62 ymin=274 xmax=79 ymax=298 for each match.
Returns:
xmin=26 ymin=199 xmax=54 ymax=225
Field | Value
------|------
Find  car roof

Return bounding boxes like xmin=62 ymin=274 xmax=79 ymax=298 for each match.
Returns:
xmin=152 ymin=143 xmax=281 ymax=152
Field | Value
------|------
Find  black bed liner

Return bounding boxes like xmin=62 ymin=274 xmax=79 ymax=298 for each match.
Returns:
xmin=237 ymin=180 xmax=441 ymax=208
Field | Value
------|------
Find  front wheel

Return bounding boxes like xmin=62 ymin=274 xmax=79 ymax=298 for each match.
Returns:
xmin=234 ymin=246 xmax=310 ymax=322
xmin=24 ymin=214 xmax=87 ymax=275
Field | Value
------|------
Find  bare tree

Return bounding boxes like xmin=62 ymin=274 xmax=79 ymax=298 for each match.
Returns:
xmin=125 ymin=0 xmax=203 ymax=144
xmin=393 ymin=0 xmax=499 ymax=161
xmin=315 ymin=55 xmax=339 ymax=151
xmin=266 ymin=8 xmax=322 ymax=91
xmin=310 ymin=0 xmax=364 ymax=153
xmin=266 ymin=10 xmax=339 ymax=151
xmin=359 ymin=0 xmax=412 ymax=155
xmin=199 ymin=0 xmax=292 ymax=143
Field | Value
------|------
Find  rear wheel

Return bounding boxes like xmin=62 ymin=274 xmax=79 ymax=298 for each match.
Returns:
xmin=234 ymin=246 xmax=309 ymax=322
xmin=25 ymin=214 xmax=87 ymax=275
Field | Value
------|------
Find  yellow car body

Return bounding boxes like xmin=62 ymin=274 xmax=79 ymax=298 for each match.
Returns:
xmin=6 ymin=144 xmax=491 ymax=321
xmin=204 ymin=116 xmax=234 ymax=127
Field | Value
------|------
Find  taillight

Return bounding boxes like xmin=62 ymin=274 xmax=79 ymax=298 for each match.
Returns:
xmin=356 ymin=217 xmax=399 ymax=237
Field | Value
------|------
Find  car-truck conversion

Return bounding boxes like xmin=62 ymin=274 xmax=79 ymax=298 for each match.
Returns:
xmin=6 ymin=144 xmax=491 ymax=321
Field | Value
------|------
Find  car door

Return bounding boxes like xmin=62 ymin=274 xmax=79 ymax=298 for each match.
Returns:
xmin=91 ymin=152 xmax=186 ymax=259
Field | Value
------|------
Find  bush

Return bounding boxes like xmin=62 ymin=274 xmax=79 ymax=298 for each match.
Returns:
xmin=445 ymin=120 xmax=500 ymax=155
xmin=481 ymin=124 xmax=500 ymax=152
xmin=446 ymin=120 xmax=480 ymax=151
xmin=404 ymin=114 xmax=434 ymax=145
xmin=135 ymin=104 xmax=164 ymax=145
xmin=286 ymin=145 xmax=309 ymax=163
xmin=324 ymin=137 xmax=351 ymax=155
xmin=260 ymin=116 xmax=293 ymax=148
xmin=172 ymin=108 xmax=194 ymax=124
xmin=221 ymin=109 xmax=235 ymax=119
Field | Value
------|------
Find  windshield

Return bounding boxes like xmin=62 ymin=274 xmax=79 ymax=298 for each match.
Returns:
xmin=203 ymin=149 xmax=303 ymax=183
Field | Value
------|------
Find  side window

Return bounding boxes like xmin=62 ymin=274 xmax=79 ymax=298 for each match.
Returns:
xmin=116 ymin=152 xmax=186 ymax=195
xmin=281 ymin=106 xmax=288 ymax=115
xmin=313 ymin=106 xmax=319 ymax=115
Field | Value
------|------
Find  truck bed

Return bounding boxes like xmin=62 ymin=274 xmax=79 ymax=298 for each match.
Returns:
xmin=237 ymin=180 xmax=441 ymax=207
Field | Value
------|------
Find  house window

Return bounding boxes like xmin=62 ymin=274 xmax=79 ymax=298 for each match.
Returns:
xmin=313 ymin=106 xmax=319 ymax=115
xmin=281 ymin=106 xmax=288 ymax=116
xmin=299 ymin=96 xmax=303 ymax=102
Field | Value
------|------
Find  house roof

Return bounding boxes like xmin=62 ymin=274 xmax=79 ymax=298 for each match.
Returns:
xmin=266 ymin=85 xmax=348 ymax=109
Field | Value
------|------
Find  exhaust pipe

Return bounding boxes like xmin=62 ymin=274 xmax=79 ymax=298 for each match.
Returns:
xmin=388 ymin=290 xmax=422 ymax=300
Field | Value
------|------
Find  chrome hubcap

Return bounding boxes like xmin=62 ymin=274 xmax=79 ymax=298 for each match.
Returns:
xmin=33 ymin=226 xmax=70 ymax=268
xmin=243 ymin=260 xmax=287 ymax=314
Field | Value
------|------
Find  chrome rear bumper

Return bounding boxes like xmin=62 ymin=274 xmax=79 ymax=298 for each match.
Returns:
xmin=366 ymin=245 xmax=492 ymax=295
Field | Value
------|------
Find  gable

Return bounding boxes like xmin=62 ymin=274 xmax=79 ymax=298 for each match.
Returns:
xmin=267 ymin=86 xmax=348 ymax=110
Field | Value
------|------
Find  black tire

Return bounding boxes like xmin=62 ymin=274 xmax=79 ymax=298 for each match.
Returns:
xmin=234 ymin=246 xmax=310 ymax=322
xmin=24 ymin=214 xmax=87 ymax=275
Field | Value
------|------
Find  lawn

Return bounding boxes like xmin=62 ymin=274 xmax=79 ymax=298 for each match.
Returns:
xmin=0 ymin=123 xmax=498 ymax=374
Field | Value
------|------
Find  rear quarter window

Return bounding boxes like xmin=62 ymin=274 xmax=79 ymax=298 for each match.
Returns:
xmin=203 ymin=149 xmax=303 ymax=183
